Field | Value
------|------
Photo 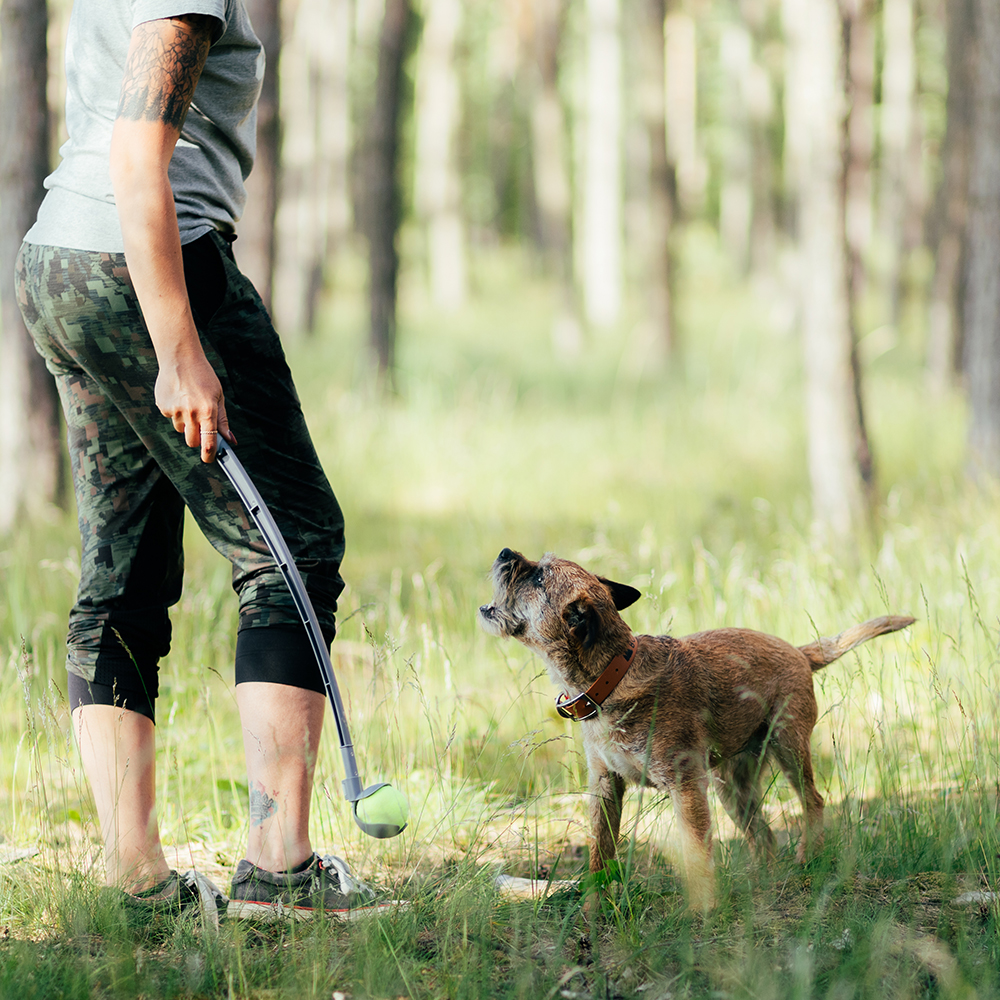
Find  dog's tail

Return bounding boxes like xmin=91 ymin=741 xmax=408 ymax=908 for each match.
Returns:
xmin=799 ymin=615 xmax=915 ymax=670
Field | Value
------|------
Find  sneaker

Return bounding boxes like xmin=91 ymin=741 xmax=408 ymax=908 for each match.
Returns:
xmin=123 ymin=869 xmax=226 ymax=930
xmin=228 ymin=853 xmax=402 ymax=922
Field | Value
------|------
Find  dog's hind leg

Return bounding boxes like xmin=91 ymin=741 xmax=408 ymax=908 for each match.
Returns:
xmin=771 ymin=742 xmax=825 ymax=862
xmin=713 ymin=752 xmax=776 ymax=861
xmin=587 ymin=761 xmax=627 ymax=873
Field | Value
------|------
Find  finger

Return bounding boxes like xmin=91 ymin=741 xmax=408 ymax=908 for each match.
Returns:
xmin=200 ymin=425 xmax=218 ymax=463
xmin=217 ymin=400 xmax=237 ymax=447
xmin=184 ymin=419 xmax=201 ymax=450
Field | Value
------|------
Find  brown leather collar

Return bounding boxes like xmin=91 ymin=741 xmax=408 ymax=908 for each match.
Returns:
xmin=555 ymin=637 xmax=638 ymax=721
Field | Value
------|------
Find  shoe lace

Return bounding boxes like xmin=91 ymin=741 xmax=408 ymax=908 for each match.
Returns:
xmin=318 ymin=855 xmax=374 ymax=900
xmin=181 ymin=869 xmax=225 ymax=932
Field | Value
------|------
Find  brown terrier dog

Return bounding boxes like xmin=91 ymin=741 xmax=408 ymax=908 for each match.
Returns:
xmin=478 ymin=548 xmax=914 ymax=909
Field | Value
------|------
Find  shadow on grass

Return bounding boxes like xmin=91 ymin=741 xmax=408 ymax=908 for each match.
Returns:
xmin=2 ymin=786 xmax=999 ymax=1000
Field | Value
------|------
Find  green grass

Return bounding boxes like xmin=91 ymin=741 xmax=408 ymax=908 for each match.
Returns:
xmin=2 ymin=229 xmax=999 ymax=998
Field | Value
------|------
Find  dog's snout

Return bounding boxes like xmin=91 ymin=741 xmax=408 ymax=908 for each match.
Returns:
xmin=498 ymin=547 xmax=516 ymax=562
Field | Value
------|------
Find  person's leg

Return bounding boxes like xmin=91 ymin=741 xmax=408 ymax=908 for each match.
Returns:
xmin=18 ymin=243 xmax=186 ymax=891
xmin=73 ymin=704 xmax=171 ymax=891
xmin=179 ymin=236 xmax=345 ymax=874
xmin=178 ymin=243 xmax=385 ymax=918
xmin=20 ymin=239 xmax=346 ymax=895
xmin=228 ymin=682 xmax=394 ymax=922
xmin=236 ymin=682 xmax=326 ymax=873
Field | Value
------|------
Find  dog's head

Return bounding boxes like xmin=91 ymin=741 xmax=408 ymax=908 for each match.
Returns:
xmin=478 ymin=549 xmax=640 ymax=661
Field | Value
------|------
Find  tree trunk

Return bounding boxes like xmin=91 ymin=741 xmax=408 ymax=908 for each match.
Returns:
xmin=528 ymin=0 xmax=580 ymax=357
xmin=743 ymin=2 xmax=778 ymax=279
xmin=363 ymin=0 xmax=412 ymax=381
xmin=664 ymin=7 xmax=705 ymax=215
xmin=876 ymin=0 xmax=915 ymax=323
xmin=531 ymin=0 xmax=571 ymax=271
xmin=273 ymin=0 xmax=352 ymax=336
xmin=927 ymin=0 xmax=974 ymax=391
xmin=840 ymin=0 xmax=875 ymax=491
xmin=637 ymin=0 xmax=675 ymax=355
xmin=964 ymin=0 xmax=1000 ymax=476
xmin=0 ymin=0 xmax=63 ymax=533
xmin=414 ymin=0 xmax=466 ymax=311
xmin=841 ymin=0 xmax=875 ymax=343
xmin=784 ymin=0 xmax=871 ymax=539
xmin=719 ymin=23 xmax=753 ymax=275
xmin=581 ymin=0 xmax=622 ymax=328
xmin=239 ymin=0 xmax=281 ymax=313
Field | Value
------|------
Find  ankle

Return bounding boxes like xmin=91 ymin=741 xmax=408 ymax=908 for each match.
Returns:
xmin=247 ymin=845 xmax=314 ymax=875
xmin=113 ymin=862 xmax=173 ymax=894
xmin=283 ymin=854 xmax=315 ymax=874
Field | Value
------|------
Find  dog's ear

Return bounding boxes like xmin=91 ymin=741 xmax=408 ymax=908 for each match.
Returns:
xmin=598 ymin=577 xmax=641 ymax=611
xmin=563 ymin=598 xmax=601 ymax=649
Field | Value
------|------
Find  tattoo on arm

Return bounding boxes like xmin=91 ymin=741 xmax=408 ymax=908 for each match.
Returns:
xmin=249 ymin=782 xmax=278 ymax=828
xmin=117 ymin=15 xmax=213 ymax=129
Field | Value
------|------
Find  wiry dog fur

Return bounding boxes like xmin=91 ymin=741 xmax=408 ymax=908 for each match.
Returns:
xmin=478 ymin=548 xmax=914 ymax=909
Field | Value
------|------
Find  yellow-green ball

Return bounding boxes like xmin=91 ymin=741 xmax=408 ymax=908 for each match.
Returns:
xmin=355 ymin=786 xmax=409 ymax=839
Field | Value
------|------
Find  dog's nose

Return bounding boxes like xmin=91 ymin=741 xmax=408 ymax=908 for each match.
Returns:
xmin=498 ymin=548 xmax=515 ymax=562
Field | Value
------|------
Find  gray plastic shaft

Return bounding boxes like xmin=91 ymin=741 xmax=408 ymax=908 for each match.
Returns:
xmin=216 ymin=440 xmax=365 ymax=802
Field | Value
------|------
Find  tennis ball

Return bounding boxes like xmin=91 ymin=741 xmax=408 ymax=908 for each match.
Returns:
xmin=354 ymin=785 xmax=409 ymax=839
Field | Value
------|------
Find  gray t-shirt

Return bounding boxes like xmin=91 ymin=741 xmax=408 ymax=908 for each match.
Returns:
xmin=25 ymin=0 xmax=263 ymax=252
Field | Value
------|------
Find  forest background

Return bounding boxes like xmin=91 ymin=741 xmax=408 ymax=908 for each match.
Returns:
xmin=3 ymin=0 xmax=1000 ymax=998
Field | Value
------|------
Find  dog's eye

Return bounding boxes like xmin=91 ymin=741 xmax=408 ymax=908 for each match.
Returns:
xmin=531 ymin=567 xmax=544 ymax=586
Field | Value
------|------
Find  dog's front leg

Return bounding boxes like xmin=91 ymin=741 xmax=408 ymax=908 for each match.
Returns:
xmin=587 ymin=756 xmax=626 ymax=873
xmin=665 ymin=758 xmax=715 ymax=912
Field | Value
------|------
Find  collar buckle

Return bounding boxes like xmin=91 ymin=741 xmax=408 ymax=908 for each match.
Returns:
xmin=554 ymin=636 xmax=637 ymax=723
xmin=555 ymin=690 xmax=600 ymax=721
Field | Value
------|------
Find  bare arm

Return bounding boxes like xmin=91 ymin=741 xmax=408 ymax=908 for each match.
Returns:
xmin=110 ymin=14 xmax=234 ymax=463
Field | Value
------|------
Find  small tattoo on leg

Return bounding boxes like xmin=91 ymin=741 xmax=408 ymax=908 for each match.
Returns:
xmin=250 ymin=781 xmax=277 ymax=828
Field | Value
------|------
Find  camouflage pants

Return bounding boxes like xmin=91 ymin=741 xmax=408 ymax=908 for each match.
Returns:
xmin=16 ymin=233 xmax=345 ymax=719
